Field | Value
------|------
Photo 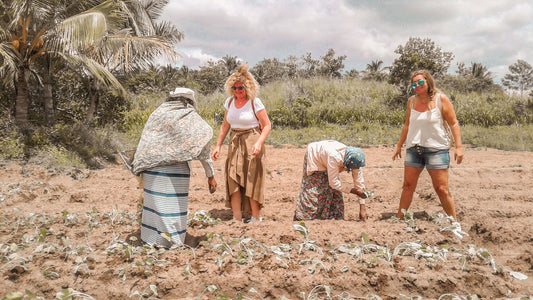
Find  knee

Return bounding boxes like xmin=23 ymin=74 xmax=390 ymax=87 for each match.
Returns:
xmin=434 ymin=185 xmax=450 ymax=197
xmin=402 ymin=181 xmax=417 ymax=192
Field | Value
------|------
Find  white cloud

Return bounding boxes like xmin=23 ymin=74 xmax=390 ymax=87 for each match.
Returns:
xmin=162 ymin=0 xmax=533 ymax=81
xmin=178 ymin=48 xmax=223 ymax=67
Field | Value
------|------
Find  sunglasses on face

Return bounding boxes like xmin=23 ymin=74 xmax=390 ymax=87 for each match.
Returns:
xmin=411 ymin=79 xmax=425 ymax=89
xmin=232 ymin=86 xmax=244 ymax=91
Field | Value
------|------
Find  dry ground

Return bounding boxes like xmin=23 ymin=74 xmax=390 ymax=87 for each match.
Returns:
xmin=0 ymin=145 xmax=532 ymax=299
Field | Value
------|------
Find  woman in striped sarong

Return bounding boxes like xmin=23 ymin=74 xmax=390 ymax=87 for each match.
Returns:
xmin=132 ymin=88 xmax=217 ymax=247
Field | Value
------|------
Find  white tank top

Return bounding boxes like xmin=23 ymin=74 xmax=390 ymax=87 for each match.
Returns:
xmin=405 ymin=93 xmax=450 ymax=149
xmin=224 ymin=97 xmax=265 ymax=129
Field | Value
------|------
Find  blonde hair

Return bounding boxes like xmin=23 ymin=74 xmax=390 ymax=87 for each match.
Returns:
xmin=224 ymin=64 xmax=259 ymax=100
xmin=410 ymin=70 xmax=439 ymax=98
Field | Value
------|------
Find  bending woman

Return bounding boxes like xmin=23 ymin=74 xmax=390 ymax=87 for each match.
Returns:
xmin=132 ymin=87 xmax=217 ymax=247
xmin=212 ymin=65 xmax=271 ymax=223
xmin=294 ymin=140 xmax=369 ymax=221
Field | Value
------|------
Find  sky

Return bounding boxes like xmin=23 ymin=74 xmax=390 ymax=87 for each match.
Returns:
xmin=161 ymin=0 xmax=533 ymax=82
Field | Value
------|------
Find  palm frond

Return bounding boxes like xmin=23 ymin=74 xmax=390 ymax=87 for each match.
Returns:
xmin=63 ymin=53 xmax=125 ymax=96
xmin=154 ymin=20 xmax=183 ymax=43
xmin=53 ymin=11 xmax=108 ymax=52
xmin=0 ymin=43 xmax=18 ymax=88
xmin=105 ymin=34 xmax=181 ymax=71
xmin=119 ymin=0 xmax=156 ymax=36
xmin=142 ymin=0 xmax=169 ymax=21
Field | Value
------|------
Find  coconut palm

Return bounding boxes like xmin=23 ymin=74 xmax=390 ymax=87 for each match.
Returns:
xmin=1 ymin=0 xmax=182 ymax=125
xmin=470 ymin=62 xmax=492 ymax=80
xmin=81 ymin=0 xmax=183 ymax=123
xmin=0 ymin=0 xmax=123 ymax=126
xmin=362 ymin=59 xmax=389 ymax=81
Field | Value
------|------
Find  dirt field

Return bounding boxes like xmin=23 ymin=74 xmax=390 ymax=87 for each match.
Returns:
xmin=1 ymin=145 xmax=532 ymax=299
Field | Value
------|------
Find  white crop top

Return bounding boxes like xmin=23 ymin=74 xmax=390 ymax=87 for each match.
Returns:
xmin=224 ymin=97 xmax=265 ymax=129
xmin=405 ymin=94 xmax=450 ymax=149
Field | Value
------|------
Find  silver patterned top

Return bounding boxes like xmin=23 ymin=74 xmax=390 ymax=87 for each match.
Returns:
xmin=132 ymin=100 xmax=214 ymax=176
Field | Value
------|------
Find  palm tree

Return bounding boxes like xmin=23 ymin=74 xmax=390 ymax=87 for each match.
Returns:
xmin=470 ymin=62 xmax=492 ymax=80
xmin=0 ymin=0 xmax=122 ymax=126
xmin=81 ymin=0 xmax=183 ymax=123
xmin=220 ymin=55 xmax=240 ymax=76
xmin=362 ymin=59 xmax=389 ymax=81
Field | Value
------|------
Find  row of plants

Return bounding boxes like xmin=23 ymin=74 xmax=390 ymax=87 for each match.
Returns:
xmin=0 ymin=205 xmax=529 ymax=299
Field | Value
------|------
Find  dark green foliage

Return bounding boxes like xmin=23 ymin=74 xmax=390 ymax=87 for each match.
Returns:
xmin=502 ymin=59 xmax=533 ymax=97
xmin=50 ymin=123 xmax=118 ymax=168
xmin=388 ymin=37 xmax=454 ymax=98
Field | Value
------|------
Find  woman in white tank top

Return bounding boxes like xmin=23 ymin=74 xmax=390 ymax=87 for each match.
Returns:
xmin=392 ymin=70 xmax=464 ymax=222
xmin=212 ymin=65 xmax=272 ymax=223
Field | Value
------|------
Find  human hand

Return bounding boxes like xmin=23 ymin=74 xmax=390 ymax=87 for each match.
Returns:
xmin=350 ymin=187 xmax=366 ymax=198
xmin=251 ymin=142 xmax=262 ymax=156
xmin=211 ymin=146 xmax=220 ymax=161
xmin=454 ymin=147 xmax=464 ymax=164
xmin=392 ymin=146 xmax=402 ymax=161
xmin=359 ymin=204 xmax=368 ymax=221
xmin=208 ymin=177 xmax=217 ymax=194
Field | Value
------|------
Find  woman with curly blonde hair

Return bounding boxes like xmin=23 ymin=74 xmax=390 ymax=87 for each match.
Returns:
xmin=212 ymin=64 xmax=271 ymax=223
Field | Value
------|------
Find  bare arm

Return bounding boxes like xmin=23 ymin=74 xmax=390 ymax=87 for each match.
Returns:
xmin=251 ymin=109 xmax=272 ymax=156
xmin=440 ymin=94 xmax=464 ymax=164
xmin=392 ymin=97 xmax=413 ymax=161
xmin=211 ymin=110 xmax=230 ymax=161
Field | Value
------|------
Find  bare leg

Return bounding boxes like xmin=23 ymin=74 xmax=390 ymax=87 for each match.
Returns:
xmin=250 ymin=199 xmax=261 ymax=220
xmin=230 ymin=191 xmax=242 ymax=221
xmin=427 ymin=169 xmax=457 ymax=221
xmin=397 ymin=166 xmax=423 ymax=219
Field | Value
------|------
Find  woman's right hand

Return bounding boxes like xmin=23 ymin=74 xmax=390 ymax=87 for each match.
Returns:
xmin=211 ymin=146 xmax=221 ymax=161
xmin=350 ymin=187 xmax=366 ymax=198
xmin=392 ymin=145 xmax=402 ymax=161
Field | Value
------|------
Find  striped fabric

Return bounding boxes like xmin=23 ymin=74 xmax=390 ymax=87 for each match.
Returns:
xmin=141 ymin=163 xmax=190 ymax=247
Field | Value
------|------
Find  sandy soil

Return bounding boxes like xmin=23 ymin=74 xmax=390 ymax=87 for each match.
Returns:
xmin=0 ymin=145 xmax=532 ymax=299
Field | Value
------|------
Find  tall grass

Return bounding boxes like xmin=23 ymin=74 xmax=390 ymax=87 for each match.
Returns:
xmin=119 ymin=77 xmax=533 ymax=152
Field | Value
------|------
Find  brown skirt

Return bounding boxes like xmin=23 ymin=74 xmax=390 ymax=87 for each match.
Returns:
xmin=225 ymin=127 xmax=266 ymax=212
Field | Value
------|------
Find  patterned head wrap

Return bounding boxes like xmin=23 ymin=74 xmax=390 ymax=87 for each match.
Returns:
xmin=343 ymin=147 xmax=366 ymax=172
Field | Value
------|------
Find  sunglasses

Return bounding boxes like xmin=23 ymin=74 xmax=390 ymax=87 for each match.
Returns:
xmin=411 ymin=79 xmax=425 ymax=89
xmin=232 ymin=86 xmax=244 ymax=91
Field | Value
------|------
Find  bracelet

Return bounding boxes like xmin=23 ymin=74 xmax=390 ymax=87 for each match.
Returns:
xmin=359 ymin=198 xmax=366 ymax=205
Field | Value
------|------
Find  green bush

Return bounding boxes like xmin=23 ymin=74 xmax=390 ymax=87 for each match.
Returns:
xmin=51 ymin=123 xmax=119 ymax=168
xmin=0 ymin=130 xmax=25 ymax=159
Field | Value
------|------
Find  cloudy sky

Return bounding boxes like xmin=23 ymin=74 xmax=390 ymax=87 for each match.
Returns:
xmin=161 ymin=0 xmax=533 ymax=82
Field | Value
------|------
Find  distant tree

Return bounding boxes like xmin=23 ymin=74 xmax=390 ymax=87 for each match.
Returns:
xmin=284 ymin=55 xmax=299 ymax=79
xmin=362 ymin=59 xmax=389 ymax=81
xmin=502 ymin=59 xmax=533 ymax=97
xmin=300 ymin=52 xmax=319 ymax=78
xmin=318 ymin=48 xmax=346 ymax=78
xmin=251 ymin=58 xmax=286 ymax=85
xmin=345 ymin=68 xmax=359 ymax=79
xmin=195 ymin=60 xmax=228 ymax=94
xmin=220 ymin=55 xmax=240 ymax=77
xmin=450 ymin=62 xmax=497 ymax=93
xmin=388 ymin=37 xmax=454 ymax=94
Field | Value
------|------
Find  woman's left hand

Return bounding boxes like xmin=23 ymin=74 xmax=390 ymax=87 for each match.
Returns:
xmin=454 ymin=146 xmax=464 ymax=164
xmin=208 ymin=177 xmax=217 ymax=194
xmin=251 ymin=142 xmax=262 ymax=156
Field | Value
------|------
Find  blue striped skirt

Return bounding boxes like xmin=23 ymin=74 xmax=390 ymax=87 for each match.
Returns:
xmin=141 ymin=163 xmax=190 ymax=247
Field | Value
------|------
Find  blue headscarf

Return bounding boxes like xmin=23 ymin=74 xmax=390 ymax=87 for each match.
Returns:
xmin=343 ymin=147 xmax=366 ymax=172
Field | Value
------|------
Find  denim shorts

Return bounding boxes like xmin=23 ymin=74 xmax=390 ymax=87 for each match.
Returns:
xmin=405 ymin=145 xmax=450 ymax=169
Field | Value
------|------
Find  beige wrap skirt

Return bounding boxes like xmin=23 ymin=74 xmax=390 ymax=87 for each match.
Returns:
xmin=225 ymin=127 xmax=265 ymax=211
